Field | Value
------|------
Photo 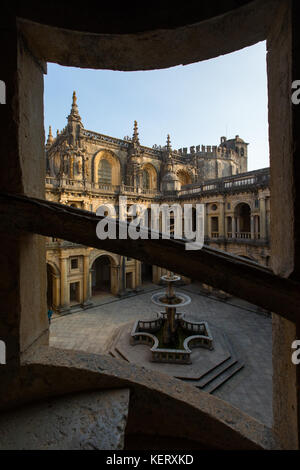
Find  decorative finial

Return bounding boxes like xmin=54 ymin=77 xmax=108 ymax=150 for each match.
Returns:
xmin=71 ymin=91 xmax=79 ymax=115
xmin=67 ymin=90 xmax=82 ymax=126
xmin=132 ymin=120 xmax=140 ymax=144
xmin=166 ymin=134 xmax=172 ymax=150
xmin=46 ymin=125 xmax=54 ymax=148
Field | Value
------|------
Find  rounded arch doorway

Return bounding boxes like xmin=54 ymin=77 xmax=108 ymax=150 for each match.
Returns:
xmin=91 ymin=255 xmax=112 ymax=296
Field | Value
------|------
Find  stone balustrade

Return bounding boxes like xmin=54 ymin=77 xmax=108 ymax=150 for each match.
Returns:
xmin=179 ymin=168 xmax=269 ymax=197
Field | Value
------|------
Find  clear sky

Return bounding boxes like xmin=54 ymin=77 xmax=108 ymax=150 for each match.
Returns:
xmin=44 ymin=41 xmax=269 ymax=171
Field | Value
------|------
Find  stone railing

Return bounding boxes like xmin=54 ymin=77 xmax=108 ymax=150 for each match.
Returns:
xmin=151 ymin=348 xmax=191 ymax=364
xmin=46 ymin=177 xmax=161 ymax=197
xmin=82 ymin=129 xmax=130 ymax=148
xmin=91 ymin=182 xmax=118 ymax=192
xmin=179 ymin=168 xmax=270 ymax=197
xmin=211 ymin=232 xmax=219 ymax=238
xmin=184 ymin=335 xmax=213 ymax=351
xmin=235 ymin=232 xmax=251 ymax=239
xmin=82 ymin=129 xmax=163 ymax=159
xmin=133 ymin=319 xmax=162 ymax=334
xmin=130 ymin=315 xmax=213 ymax=364
xmin=210 ymin=232 xmax=264 ymax=243
xmin=46 ymin=239 xmax=83 ymax=248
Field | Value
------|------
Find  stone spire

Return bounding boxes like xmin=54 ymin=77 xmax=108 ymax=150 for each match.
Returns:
xmin=166 ymin=134 xmax=172 ymax=151
xmin=67 ymin=91 xmax=83 ymax=146
xmin=68 ymin=91 xmax=81 ymax=123
xmin=132 ymin=120 xmax=140 ymax=144
xmin=46 ymin=125 xmax=54 ymax=149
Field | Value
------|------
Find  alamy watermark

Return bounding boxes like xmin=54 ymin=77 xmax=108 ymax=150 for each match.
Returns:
xmin=0 ymin=80 xmax=5 ymax=105
xmin=292 ymin=80 xmax=300 ymax=105
xmin=0 ymin=340 xmax=6 ymax=365
xmin=291 ymin=340 xmax=300 ymax=365
xmin=95 ymin=196 xmax=204 ymax=250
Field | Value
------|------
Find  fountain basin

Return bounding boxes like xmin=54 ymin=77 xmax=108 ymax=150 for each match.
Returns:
xmin=130 ymin=314 xmax=213 ymax=364
xmin=151 ymin=291 xmax=191 ymax=308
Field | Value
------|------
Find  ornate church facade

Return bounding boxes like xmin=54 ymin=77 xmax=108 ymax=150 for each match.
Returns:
xmin=45 ymin=92 xmax=270 ymax=313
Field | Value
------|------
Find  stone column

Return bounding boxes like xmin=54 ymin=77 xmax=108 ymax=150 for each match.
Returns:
xmin=259 ymin=196 xmax=267 ymax=240
xmin=59 ymin=257 xmax=70 ymax=313
xmin=255 ymin=216 xmax=259 ymax=238
xmin=89 ymin=270 xmax=93 ymax=299
xmin=219 ymin=201 xmax=225 ymax=238
xmin=82 ymin=254 xmax=92 ymax=308
xmin=208 ymin=216 xmax=212 ymax=239
xmin=111 ymin=265 xmax=120 ymax=295
xmin=251 ymin=215 xmax=255 ymax=239
xmin=52 ymin=274 xmax=60 ymax=310
xmin=232 ymin=217 xmax=236 ymax=238
xmin=204 ymin=203 xmax=209 ymax=240
xmin=225 ymin=216 xmax=228 ymax=238
xmin=135 ymin=260 xmax=142 ymax=288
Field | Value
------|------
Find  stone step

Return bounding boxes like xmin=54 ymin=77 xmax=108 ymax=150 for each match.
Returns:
xmin=108 ymin=346 xmax=129 ymax=362
xmin=202 ymin=361 xmax=244 ymax=394
xmin=114 ymin=347 xmax=129 ymax=362
xmin=181 ymin=356 xmax=237 ymax=388
xmin=104 ymin=325 xmax=123 ymax=353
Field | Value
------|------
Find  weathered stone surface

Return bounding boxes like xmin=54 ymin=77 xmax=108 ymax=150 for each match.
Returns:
xmin=0 ymin=389 xmax=130 ymax=450
xmin=18 ymin=1 xmax=278 ymax=71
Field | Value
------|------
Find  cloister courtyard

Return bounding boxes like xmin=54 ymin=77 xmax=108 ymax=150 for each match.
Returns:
xmin=49 ymin=282 xmax=272 ymax=427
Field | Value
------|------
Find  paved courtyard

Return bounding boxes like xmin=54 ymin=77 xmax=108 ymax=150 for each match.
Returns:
xmin=50 ymin=284 xmax=272 ymax=427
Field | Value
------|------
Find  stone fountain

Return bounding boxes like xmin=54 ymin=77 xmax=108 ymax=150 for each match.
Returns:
xmin=130 ymin=271 xmax=213 ymax=364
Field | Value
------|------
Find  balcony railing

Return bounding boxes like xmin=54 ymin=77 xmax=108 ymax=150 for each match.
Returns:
xmin=46 ymin=177 xmax=161 ymax=197
xmin=179 ymin=168 xmax=270 ymax=197
xmin=236 ymin=232 xmax=251 ymax=239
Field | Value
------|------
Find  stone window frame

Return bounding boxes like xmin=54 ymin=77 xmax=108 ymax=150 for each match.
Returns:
xmin=70 ymin=257 xmax=79 ymax=270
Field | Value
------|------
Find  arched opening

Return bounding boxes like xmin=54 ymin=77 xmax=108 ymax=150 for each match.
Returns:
xmin=46 ymin=263 xmax=54 ymax=308
xmin=234 ymin=203 xmax=251 ymax=239
xmin=177 ymin=170 xmax=192 ymax=188
xmin=91 ymin=255 xmax=112 ymax=296
xmin=141 ymin=164 xmax=157 ymax=191
xmin=141 ymin=263 xmax=153 ymax=285
xmin=210 ymin=216 xmax=219 ymax=238
xmin=93 ymin=151 xmax=121 ymax=186
xmin=98 ymin=158 xmax=112 ymax=184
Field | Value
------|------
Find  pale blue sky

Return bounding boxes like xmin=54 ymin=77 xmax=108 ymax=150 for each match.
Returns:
xmin=44 ymin=41 xmax=269 ymax=171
